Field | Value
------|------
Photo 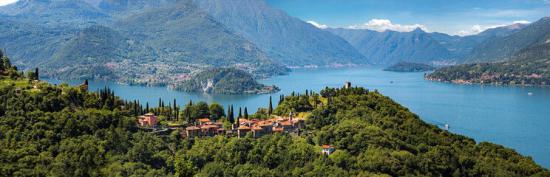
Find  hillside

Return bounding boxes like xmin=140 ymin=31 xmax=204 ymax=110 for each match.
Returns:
xmin=427 ymin=43 xmax=550 ymax=85
xmin=194 ymin=0 xmax=368 ymax=67
xmin=466 ymin=17 xmax=550 ymax=63
xmin=1 ymin=60 xmax=548 ymax=176
xmin=173 ymin=68 xmax=279 ymax=94
xmin=0 ymin=0 xmax=288 ymax=87
xmin=384 ymin=62 xmax=436 ymax=72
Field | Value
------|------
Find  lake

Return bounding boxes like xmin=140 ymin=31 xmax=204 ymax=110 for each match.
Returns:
xmin=47 ymin=67 xmax=550 ymax=168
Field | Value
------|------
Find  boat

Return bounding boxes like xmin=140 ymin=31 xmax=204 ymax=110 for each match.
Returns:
xmin=528 ymin=92 xmax=533 ymax=96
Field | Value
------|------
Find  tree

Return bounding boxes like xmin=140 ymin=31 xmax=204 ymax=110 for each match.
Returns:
xmin=175 ymin=157 xmax=196 ymax=177
xmin=191 ymin=102 xmax=209 ymax=121
xmin=244 ymin=107 xmax=249 ymax=119
xmin=145 ymin=102 xmax=149 ymax=113
xmin=173 ymin=99 xmax=178 ymax=121
xmin=209 ymin=103 xmax=225 ymax=121
xmin=227 ymin=105 xmax=235 ymax=123
xmin=268 ymin=96 xmax=273 ymax=115
xmin=35 ymin=68 xmax=39 ymax=80
xmin=238 ymin=107 xmax=242 ymax=119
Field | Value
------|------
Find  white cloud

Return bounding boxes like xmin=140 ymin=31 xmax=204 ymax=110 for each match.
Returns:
xmin=306 ymin=21 xmax=328 ymax=29
xmin=347 ymin=19 xmax=427 ymax=32
xmin=0 ymin=0 xmax=18 ymax=6
xmin=457 ymin=20 xmax=531 ymax=36
xmin=513 ymin=20 xmax=531 ymax=24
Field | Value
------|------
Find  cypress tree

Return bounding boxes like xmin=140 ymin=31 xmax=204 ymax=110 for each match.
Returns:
xmin=227 ymin=105 xmax=232 ymax=122
xmin=159 ymin=98 xmax=162 ymax=108
xmin=34 ymin=68 xmax=39 ymax=80
xmin=238 ymin=107 xmax=242 ymax=119
xmin=145 ymin=102 xmax=150 ymax=113
xmin=173 ymin=99 xmax=178 ymax=121
xmin=244 ymin=107 xmax=248 ymax=119
xmin=268 ymin=96 xmax=273 ymax=115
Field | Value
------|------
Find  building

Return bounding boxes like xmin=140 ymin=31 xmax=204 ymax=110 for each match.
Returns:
xmin=201 ymin=124 xmax=219 ymax=137
xmin=185 ymin=126 xmax=201 ymax=139
xmin=138 ymin=113 xmax=158 ymax=127
xmin=198 ymin=118 xmax=211 ymax=125
xmin=344 ymin=81 xmax=352 ymax=89
xmin=237 ymin=125 xmax=251 ymax=138
xmin=252 ymin=126 xmax=264 ymax=138
xmin=322 ymin=145 xmax=335 ymax=155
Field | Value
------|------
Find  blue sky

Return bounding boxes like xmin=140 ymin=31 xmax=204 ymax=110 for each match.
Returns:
xmin=1 ymin=0 xmax=548 ymax=35
xmin=266 ymin=0 xmax=550 ymax=35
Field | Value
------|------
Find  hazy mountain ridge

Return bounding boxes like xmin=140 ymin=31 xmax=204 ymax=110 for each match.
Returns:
xmin=466 ymin=18 xmax=550 ymax=63
xmin=327 ymin=28 xmax=452 ymax=66
xmin=194 ymin=0 xmax=369 ymax=67
xmin=0 ymin=0 xmax=288 ymax=86
xmin=327 ymin=20 xmax=543 ymax=66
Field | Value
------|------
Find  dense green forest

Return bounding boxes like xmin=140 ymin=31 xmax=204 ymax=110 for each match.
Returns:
xmin=383 ymin=62 xmax=436 ymax=72
xmin=173 ymin=68 xmax=279 ymax=94
xmin=427 ymin=43 xmax=550 ymax=86
xmin=1 ymin=52 xmax=548 ymax=176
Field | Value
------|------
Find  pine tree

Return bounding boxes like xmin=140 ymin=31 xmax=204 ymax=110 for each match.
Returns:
xmin=268 ymin=96 xmax=273 ymax=115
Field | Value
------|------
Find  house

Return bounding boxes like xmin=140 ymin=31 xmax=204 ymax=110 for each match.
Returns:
xmin=321 ymin=145 xmax=335 ymax=155
xmin=185 ymin=126 xmax=201 ymax=139
xmin=252 ymin=126 xmax=264 ymax=138
xmin=201 ymin=125 xmax=218 ymax=137
xmin=258 ymin=121 xmax=273 ymax=134
xmin=138 ymin=113 xmax=158 ymax=127
xmin=198 ymin=118 xmax=211 ymax=125
xmin=237 ymin=125 xmax=251 ymax=138
xmin=344 ymin=81 xmax=352 ymax=89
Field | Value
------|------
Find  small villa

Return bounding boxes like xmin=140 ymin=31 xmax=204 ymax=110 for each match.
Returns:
xmin=322 ymin=145 xmax=335 ymax=155
xmin=138 ymin=113 xmax=158 ymax=127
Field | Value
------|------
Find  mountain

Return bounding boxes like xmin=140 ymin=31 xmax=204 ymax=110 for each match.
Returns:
xmin=0 ymin=0 xmax=110 ymax=27
xmin=328 ymin=22 xmax=532 ymax=66
xmin=0 ymin=0 xmax=288 ymax=86
xmin=328 ymin=28 xmax=452 ymax=66
xmin=466 ymin=18 xmax=549 ymax=63
xmin=193 ymin=0 xmax=368 ymax=67
xmin=427 ymin=43 xmax=550 ymax=86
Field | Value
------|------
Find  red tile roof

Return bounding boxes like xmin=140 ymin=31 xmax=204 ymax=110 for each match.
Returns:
xmin=198 ymin=118 xmax=211 ymax=123
xmin=186 ymin=126 xmax=200 ymax=130
xmin=322 ymin=144 xmax=333 ymax=149
xmin=238 ymin=125 xmax=251 ymax=130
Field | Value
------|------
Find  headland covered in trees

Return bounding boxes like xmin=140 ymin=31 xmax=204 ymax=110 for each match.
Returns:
xmin=1 ymin=52 xmax=549 ymax=176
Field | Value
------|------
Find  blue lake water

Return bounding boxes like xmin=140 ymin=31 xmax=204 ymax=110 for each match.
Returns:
xmin=47 ymin=67 xmax=550 ymax=168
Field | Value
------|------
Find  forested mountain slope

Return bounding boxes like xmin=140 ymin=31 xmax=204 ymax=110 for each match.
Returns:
xmin=0 ymin=0 xmax=287 ymax=85
xmin=427 ymin=43 xmax=550 ymax=85
xmin=466 ymin=17 xmax=550 ymax=63
xmin=1 ymin=55 xmax=548 ymax=176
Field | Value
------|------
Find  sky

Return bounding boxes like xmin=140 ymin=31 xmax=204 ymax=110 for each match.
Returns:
xmin=1 ymin=0 xmax=548 ymax=35
xmin=266 ymin=0 xmax=550 ymax=36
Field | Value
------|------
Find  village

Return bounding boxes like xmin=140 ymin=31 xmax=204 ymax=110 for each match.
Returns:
xmin=137 ymin=111 xmax=335 ymax=155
